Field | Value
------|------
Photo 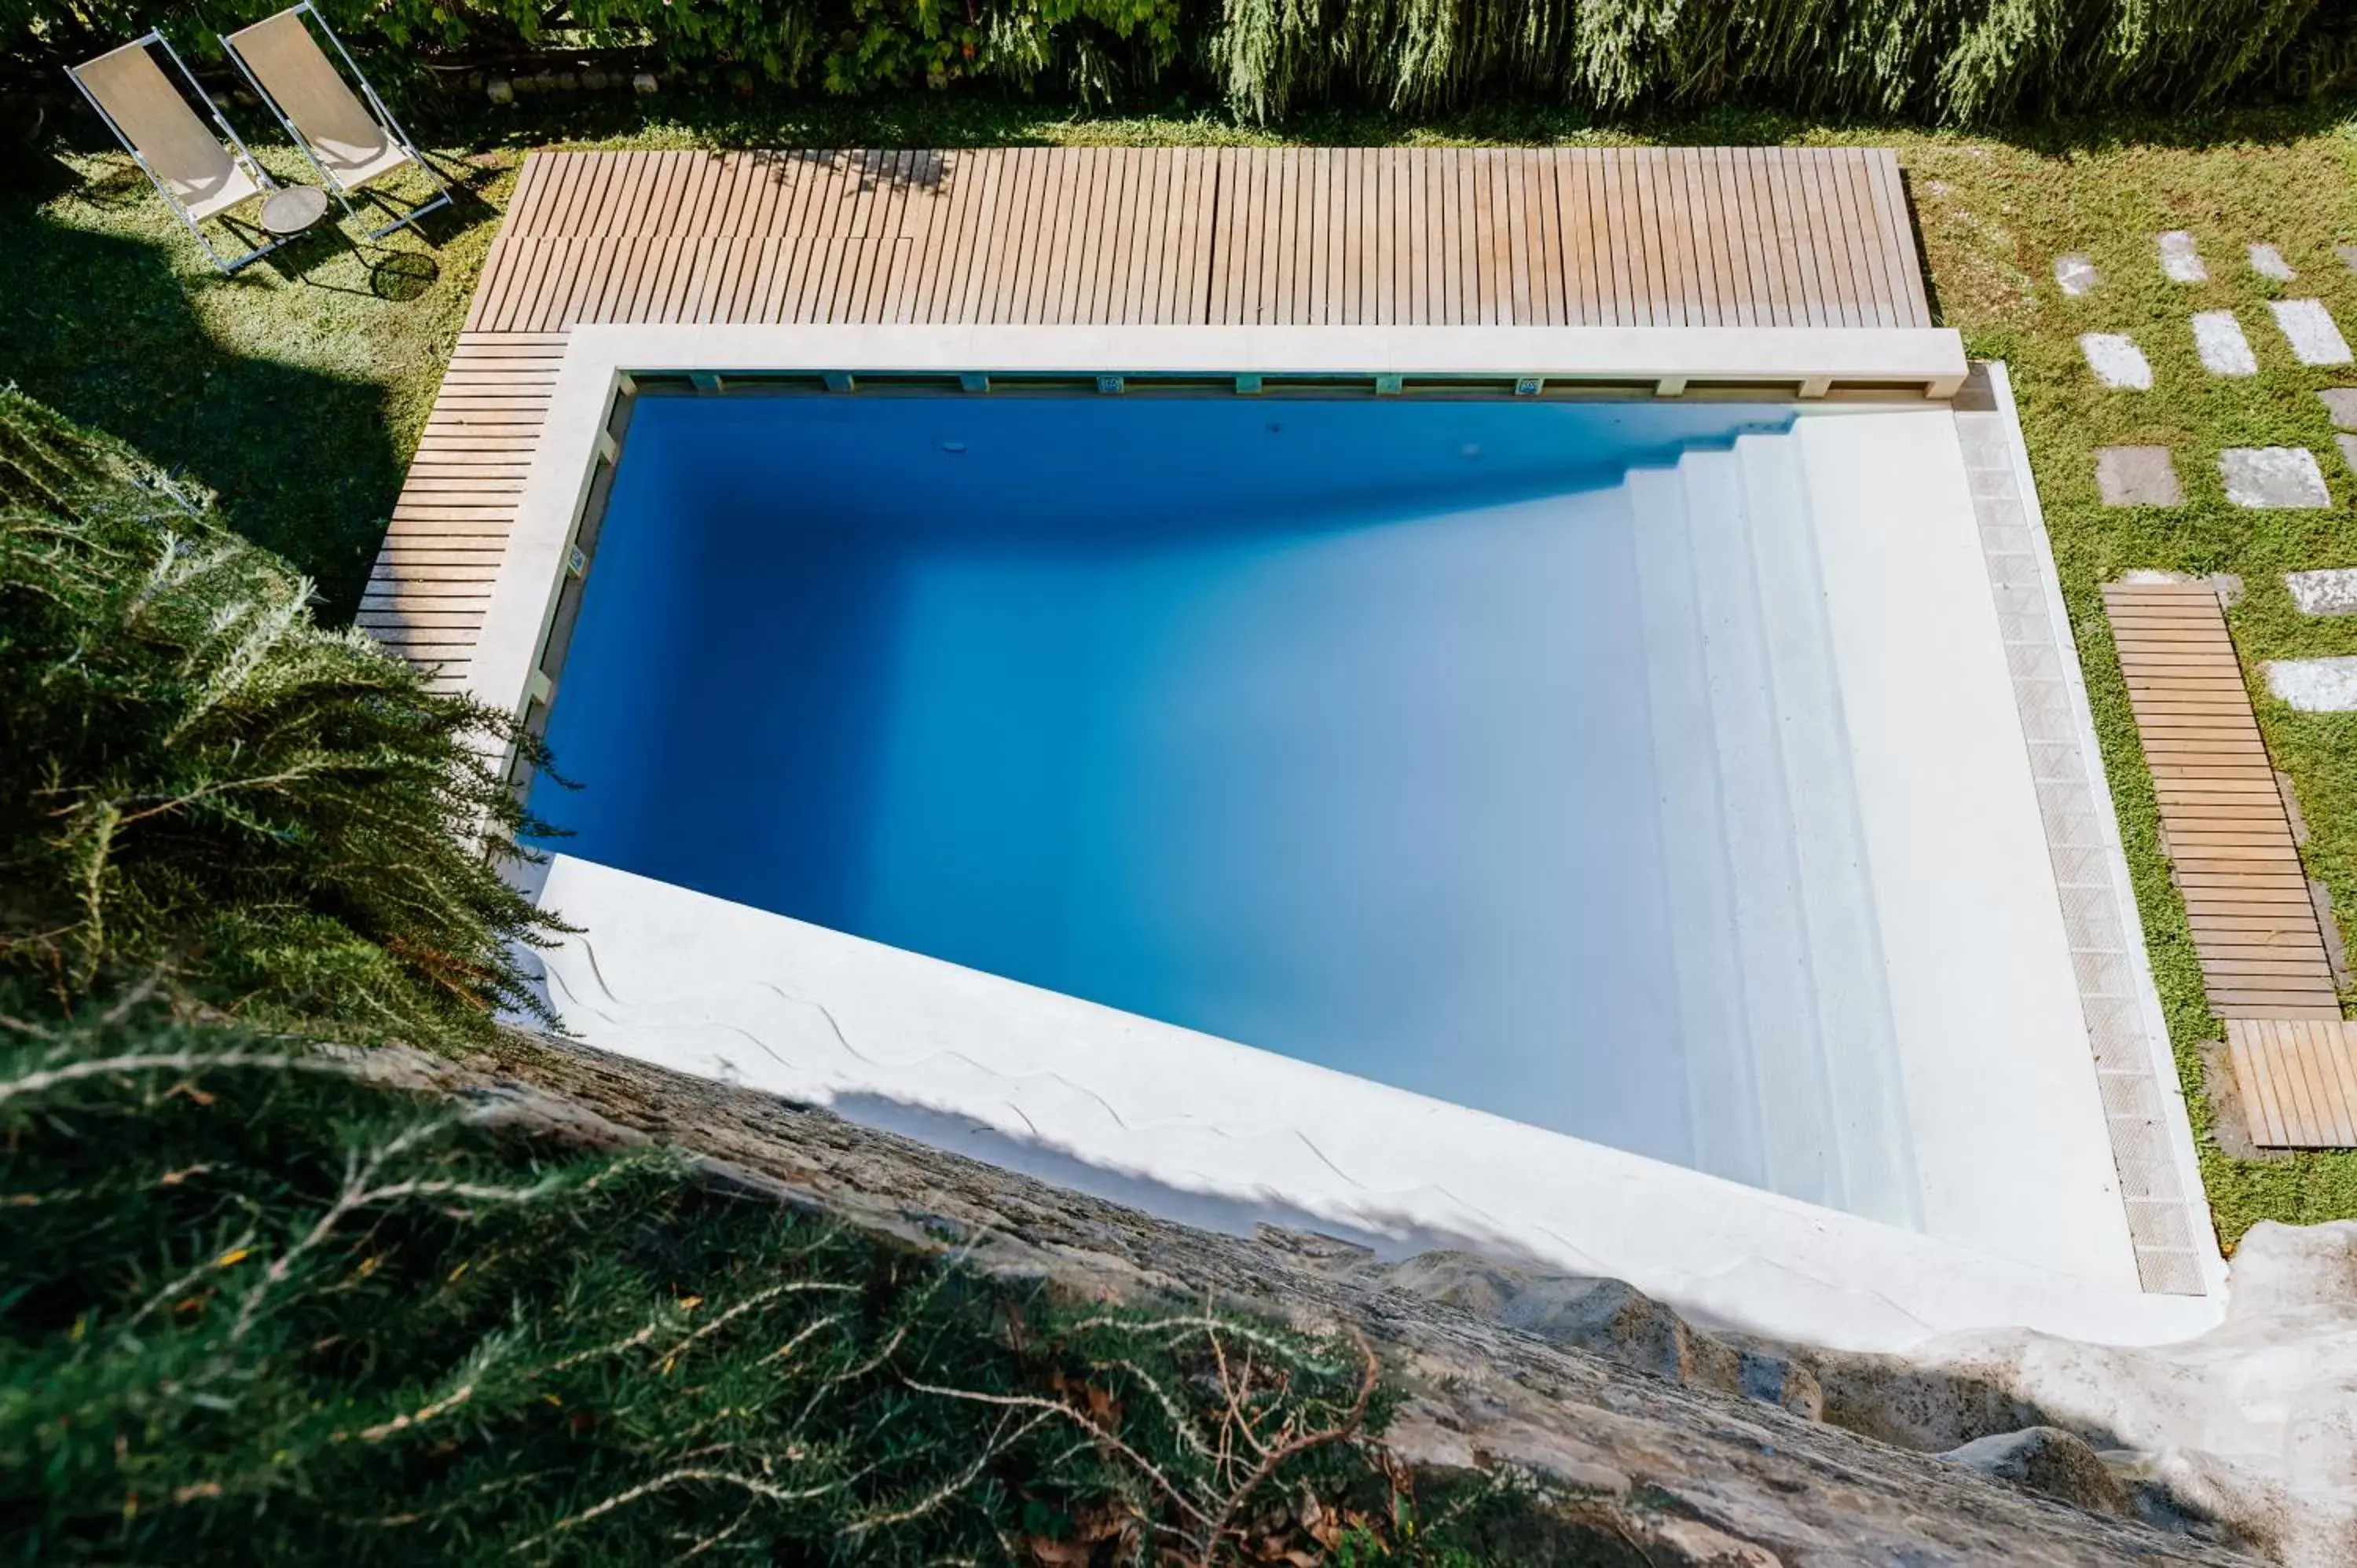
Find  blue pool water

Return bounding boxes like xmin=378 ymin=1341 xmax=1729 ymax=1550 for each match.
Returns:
xmin=535 ymin=391 xmax=1913 ymax=1214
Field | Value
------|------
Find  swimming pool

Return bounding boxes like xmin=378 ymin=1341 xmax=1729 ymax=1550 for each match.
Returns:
xmin=532 ymin=391 xmax=1923 ymax=1225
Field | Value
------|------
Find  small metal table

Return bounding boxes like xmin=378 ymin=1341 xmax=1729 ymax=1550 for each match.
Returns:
xmin=261 ymin=185 xmax=330 ymax=237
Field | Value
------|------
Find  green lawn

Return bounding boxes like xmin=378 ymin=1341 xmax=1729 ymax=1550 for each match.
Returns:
xmin=9 ymin=90 xmax=2356 ymax=1253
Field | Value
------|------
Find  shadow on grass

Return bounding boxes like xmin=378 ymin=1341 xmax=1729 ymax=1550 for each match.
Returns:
xmin=0 ymin=205 xmax=398 ymax=617
xmin=0 ymin=152 xmax=501 ymax=619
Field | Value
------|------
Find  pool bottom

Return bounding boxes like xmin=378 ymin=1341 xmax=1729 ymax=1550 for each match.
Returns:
xmin=532 ymin=393 xmax=1929 ymax=1218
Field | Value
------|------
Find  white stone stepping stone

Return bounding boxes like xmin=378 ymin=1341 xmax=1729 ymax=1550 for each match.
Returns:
xmin=2267 ymin=657 xmax=2357 ymax=712
xmin=2319 ymin=389 xmax=2357 ymax=430
xmin=2054 ymin=253 xmax=2099 ymax=295
xmin=2157 ymin=231 xmax=2207 ymax=283
xmin=2249 ymin=244 xmax=2295 ymax=280
xmin=2221 ymin=446 xmax=2331 ymax=508
xmin=2096 ymin=446 xmax=2181 ymax=506
xmin=2337 ymin=434 xmax=2357 ymax=484
xmin=2340 ymin=244 xmax=2357 ymax=275
xmin=2080 ymin=332 xmax=2151 ymax=390
xmin=2271 ymin=299 xmax=2353 ymax=365
xmin=2286 ymin=569 xmax=2357 ymax=617
xmin=2193 ymin=311 xmax=2256 ymax=376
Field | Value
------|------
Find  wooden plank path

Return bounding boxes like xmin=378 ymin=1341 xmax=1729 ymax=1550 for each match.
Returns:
xmin=365 ymin=146 xmax=1933 ymax=681
xmin=2102 ymin=581 xmax=2343 ymax=1024
xmin=2227 ymin=1020 xmax=2357 ymax=1148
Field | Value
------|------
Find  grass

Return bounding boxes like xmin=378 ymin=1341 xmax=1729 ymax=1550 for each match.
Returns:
xmin=1893 ymin=119 xmax=2357 ymax=1248
xmin=8 ymin=86 xmax=2357 ymax=1251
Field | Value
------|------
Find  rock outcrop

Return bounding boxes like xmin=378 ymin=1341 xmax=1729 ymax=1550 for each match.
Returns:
xmin=365 ymin=1031 xmax=2293 ymax=1566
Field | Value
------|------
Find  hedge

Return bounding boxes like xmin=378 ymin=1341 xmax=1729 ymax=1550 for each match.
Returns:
xmin=6 ymin=0 xmax=2355 ymax=124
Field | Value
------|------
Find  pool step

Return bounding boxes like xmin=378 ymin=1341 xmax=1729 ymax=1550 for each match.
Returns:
xmin=1732 ymin=434 xmax=1916 ymax=1228
xmin=1628 ymin=432 xmax=1912 ymax=1221
xmin=1627 ymin=463 xmax=1765 ymax=1191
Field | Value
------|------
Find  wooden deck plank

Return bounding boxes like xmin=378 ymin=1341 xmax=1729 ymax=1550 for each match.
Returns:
xmin=1868 ymin=150 xmax=1928 ymax=328
xmin=2106 ymin=581 xmax=2344 ymax=1023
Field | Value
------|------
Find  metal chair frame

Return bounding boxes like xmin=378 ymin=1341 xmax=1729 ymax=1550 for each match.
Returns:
xmin=66 ymin=30 xmax=288 ymax=274
xmin=221 ymin=2 xmax=452 ymax=240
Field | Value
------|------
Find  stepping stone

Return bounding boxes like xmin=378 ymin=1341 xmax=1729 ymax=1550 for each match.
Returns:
xmin=2249 ymin=244 xmax=2296 ymax=281
xmin=2340 ymin=244 xmax=2357 ymax=275
xmin=2080 ymin=332 xmax=2152 ymax=390
xmin=2319 ymin=389 xmax=2357 ymax=430
xmin=2096 ymin=446 xmax=2182 ymax=506
xmin=2054 ymin=253 xmax=2099 ymax=296
xmin=2117 ymin=567 xmax=2243 ymax=606
xmin=2193 ymin=311 xmax=2256 ymax=376
xmin=2158 ymin=231 xmax=2207 ymax=284
xmin=2337 ymin=434 xmax=2357 ymax=483
xmin=2266 ymin=657 xmax=2357 ymax=712
xmin=2221 ymin=447 xmax=2331 ymax=508
xmin=2286 ymin=569 xmax=2357 ymax=617
xmin=2271 ymin=299 xmax=2353 ymax=365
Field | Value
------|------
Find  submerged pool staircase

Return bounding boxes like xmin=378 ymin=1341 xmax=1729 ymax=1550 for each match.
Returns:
xmin=1624 ymin=432 xmax=1920 ymax=1229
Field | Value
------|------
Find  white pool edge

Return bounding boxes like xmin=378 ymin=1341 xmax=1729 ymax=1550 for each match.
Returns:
xmin=1967 ymin=365 xmax=2225 ymax=1298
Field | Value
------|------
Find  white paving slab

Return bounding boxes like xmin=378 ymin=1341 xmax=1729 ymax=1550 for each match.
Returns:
xmin=2054 ymin=254 xmax=2099 ymax=296
xmin=2271 ymin=299 xmax=2353 ymax=366
xmin=2340 ymin=433 xmax=2357 ymax=483
xmin=2080 ymin=332 xmax=2151 ymax=390
xmin=2319 ymin=388 xmax=2357 ymax=430
xmin=2249 ymin=243 xmax=2295 ymax=280
xmin=2267 ymin=657 xmax=2357 ymax=711
xmin=2222 ymin=446 xmax=2331 ymax=508
xmin=2095 ymin=445 xmax=2181 ymax=506
xmin=2286 ymin=568 xmax=2357 ymax=617
xmin=2192 ymin=311 xmax=2256 ymax=376
xmin=2157 ymin=231 xmax=2207 ymax=284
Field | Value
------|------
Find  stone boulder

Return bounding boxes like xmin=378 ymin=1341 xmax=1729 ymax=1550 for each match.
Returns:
xmin=1943 ymin=1427 xmax=2133 ymax=1516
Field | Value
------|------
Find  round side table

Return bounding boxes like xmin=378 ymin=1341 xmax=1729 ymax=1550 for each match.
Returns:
xmin=261 ymin=185 xmax=330 ymax=237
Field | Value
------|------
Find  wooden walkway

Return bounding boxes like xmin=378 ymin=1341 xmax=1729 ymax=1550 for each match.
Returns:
xmin=2103 ymin=581 xmax=2344 ymax=1022
xmin=365 ymin=146 xmax=1933 ymax=682
xmin=2227 ymin=1020 xmax=2357 ymax=1147
xmin=467 ymin=147 xmax=1931 ymax=335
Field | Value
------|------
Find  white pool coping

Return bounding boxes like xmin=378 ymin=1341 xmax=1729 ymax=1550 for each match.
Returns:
xmin=483 ymin=324 xmax=2234 ymax=1356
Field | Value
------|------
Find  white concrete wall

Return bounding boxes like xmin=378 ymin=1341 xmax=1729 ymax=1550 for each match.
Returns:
xmin=530 ymin=852 xmax=2214 ymax=1354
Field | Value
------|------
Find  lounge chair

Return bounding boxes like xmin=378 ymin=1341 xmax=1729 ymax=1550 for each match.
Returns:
xmin=221 ymin=3 xmax=450 ymax=239
xmin=67 ymin=32 xmax=286 ymax=273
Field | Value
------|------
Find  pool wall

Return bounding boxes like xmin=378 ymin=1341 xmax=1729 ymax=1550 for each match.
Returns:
xmin=469 ymin=324 xmax=1970 ymax=725
xmin=479 ymin=325 xmax=2226 ymax=1354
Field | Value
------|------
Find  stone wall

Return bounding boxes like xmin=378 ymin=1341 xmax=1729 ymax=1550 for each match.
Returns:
xmin=366 ymin=1031 xmax=2264 ymax=1566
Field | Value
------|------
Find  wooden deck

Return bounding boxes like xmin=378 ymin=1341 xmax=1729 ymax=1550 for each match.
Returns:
xmin=467 ymin=147 xmax=1932 ymax=335
xmin=2103 ymin=581 xmax=2343 ymax=1023
xmin=2227 ymin=1020 xmax=2357 ymax=1147
xmin=363 ymin=146 xmax=1934 ymax=677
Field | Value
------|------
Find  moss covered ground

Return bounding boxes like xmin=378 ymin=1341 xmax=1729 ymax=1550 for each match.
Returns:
xmin=9 ymin=90 xmax=2355 ymax=1252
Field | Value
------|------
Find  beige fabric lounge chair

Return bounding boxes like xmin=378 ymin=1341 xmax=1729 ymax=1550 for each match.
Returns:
xmin=222 ymin=3 xmax=449 ymax=239
xmin=67 ymin=33 xmax=284 ymax=273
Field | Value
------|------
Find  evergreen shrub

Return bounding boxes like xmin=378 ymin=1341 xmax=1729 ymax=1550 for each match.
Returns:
xmin=5 ymin=0 xmax=2353 ymax=123
xmin=0 ymin=1000 xmax=1465 ymax=1564
xmin=0 ymin=388 xmax=561 ymax=1049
